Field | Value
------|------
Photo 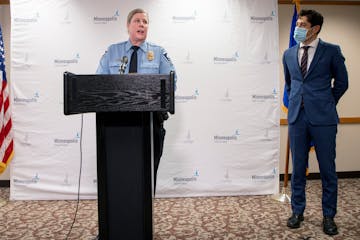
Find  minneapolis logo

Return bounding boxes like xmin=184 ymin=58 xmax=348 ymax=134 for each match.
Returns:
xmin=214 ymin=129 xmax=240 ymax=143
xmin=220 ymin=89 xmax=232 ymax=102
xmin=214 ymin=51 xmax=239 ymax=64
xmin=252 ymin=168 xmax=277 ymax=182
xmin=184 ymin=51 xmax=193 ymax=64
xmin=251 ymin=173 xmax=275 ymax=182
xmin=21 ymin=133 xmax=31 ymax=146
xmin=172 ymin=10 xmax=197 ymax=22
xmin=262 ymin=127 xmax=278 ymax=142
xmin=13 ymin=173 xmax=40 ymax=185
xmin=14 ymin=12 xmax=40 ymax=24
xmin=61 ymin=9 xmax=72 ymax=24
xmin=183 ymin=130 xmax=194 ymax=144
xmin=12 ymin=52 xmax=31 ymax=69
xmin=93 ymin=10 xmax=119 ymax=24
xmin=54 ymin=133 xmax=80 ymax=146
xmin=62 ymin=174 xmax=71 ymax=186
xmin=175 ymin=89 xmax=199 ymax=103
xmin=258 ymin=51 xmax=272 ymax=64
xmin=54 ymin=53 xmax=80 ymax=66
xmin=173 ymin=170 xmax=199 ymax=185
xmin=14 ymin=92 xmax=40 ymax=105
xmin=222 ymin=9 xmax=231 ymax=23
xmin=250 ymin=11 xmax=275 ymax=23
xmin=223 ymin=169 xmax=232 ymax=183
xmin=252 ymin=89 xmax=278 ymax=102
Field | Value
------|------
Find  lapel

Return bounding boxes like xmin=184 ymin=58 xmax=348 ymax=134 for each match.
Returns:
xmin=290 ymin=44 xmax=302 ymax=77
xmin=304 ymin=39 xmax=326 ymax=79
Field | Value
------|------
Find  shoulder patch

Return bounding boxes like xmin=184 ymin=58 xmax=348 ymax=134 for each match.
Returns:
xmin=163 ymin=52 xmax=172 ymax=62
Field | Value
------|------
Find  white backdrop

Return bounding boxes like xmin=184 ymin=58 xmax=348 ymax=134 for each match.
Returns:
xmin=9 ymin=0 xmax=280 ymax=200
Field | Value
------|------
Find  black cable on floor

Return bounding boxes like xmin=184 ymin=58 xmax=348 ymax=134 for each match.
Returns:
xmin=65 ymin=114 xmax=84 ymax=240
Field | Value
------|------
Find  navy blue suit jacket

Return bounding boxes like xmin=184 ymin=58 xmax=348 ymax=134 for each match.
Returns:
xmin=283 ymin=39 xmax=348 ymax=125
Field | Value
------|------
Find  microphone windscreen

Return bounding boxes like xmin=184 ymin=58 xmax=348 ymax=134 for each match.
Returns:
xmin=123 ymin=56 xmax=128 ymax=64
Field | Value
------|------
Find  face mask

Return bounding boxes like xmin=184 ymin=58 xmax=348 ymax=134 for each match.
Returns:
xmin=293 ymin=27 xmax=308 ymax=43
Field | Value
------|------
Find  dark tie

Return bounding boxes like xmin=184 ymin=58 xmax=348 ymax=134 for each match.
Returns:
xmin=300 ymin=46 xmax=310 ymax=77
xmin=129 ymin=46 xmax=139 ymax=73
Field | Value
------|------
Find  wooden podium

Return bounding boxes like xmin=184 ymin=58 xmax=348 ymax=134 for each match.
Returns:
xmin=63 ymin=72 xmax=175 ymax=240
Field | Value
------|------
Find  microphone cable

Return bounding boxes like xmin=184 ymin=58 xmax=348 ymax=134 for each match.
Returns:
xmin=65 ymin=113 xmax=84 ymax=240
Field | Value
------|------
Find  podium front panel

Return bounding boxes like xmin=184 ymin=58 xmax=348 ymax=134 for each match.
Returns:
xmin=96 ymin=112 xmax=153 ymax=240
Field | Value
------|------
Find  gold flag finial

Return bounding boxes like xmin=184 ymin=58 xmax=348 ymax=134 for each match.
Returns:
xmin=292 ymin=0 xmax=301 ymax=14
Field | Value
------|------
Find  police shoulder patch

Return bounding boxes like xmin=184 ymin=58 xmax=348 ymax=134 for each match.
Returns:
xmin=163 ymin=52 xmax=172 ymax=62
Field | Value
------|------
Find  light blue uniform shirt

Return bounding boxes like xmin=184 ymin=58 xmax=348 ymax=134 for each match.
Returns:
xmin=96 ymin=40 xmax=176 ymax=78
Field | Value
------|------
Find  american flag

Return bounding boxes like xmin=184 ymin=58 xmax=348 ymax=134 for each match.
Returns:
xmin=0 ymin=24 xmax=14 ymax=174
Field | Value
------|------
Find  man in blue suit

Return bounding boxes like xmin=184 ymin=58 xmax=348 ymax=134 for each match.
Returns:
xmin=282 ymin=9 xmax=348 ymax=236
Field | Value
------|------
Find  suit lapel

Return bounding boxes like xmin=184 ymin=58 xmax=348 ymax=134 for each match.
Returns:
xmin=292 ymin=45 xmax=302 ymax=77
xmin=305 ymin=39 xmax=326 ymax=78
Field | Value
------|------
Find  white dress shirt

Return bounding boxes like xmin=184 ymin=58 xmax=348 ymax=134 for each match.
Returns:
xmin=298 ymin=38 xmax=320 ymax=71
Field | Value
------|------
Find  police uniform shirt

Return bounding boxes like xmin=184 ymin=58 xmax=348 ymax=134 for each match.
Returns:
xmin=96 ymin=40 xmax=176 ymax=75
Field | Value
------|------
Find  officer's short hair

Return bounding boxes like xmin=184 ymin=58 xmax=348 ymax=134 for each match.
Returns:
xmin=127 ymin=8 xmax=149 ymax=24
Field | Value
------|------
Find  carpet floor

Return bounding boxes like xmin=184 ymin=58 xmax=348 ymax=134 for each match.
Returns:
xmin=0 ymin=178 xmax=359 ymax=239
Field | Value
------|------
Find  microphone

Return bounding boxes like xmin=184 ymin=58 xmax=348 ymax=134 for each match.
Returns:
xmin=119 ymin=56 xmax=128 ymax=74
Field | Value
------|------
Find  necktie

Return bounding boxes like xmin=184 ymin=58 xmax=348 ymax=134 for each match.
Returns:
xmin=129 ymin=46 xmax=139 ymax=73
xmin=300 ymin=46 xmax=310 ymax=77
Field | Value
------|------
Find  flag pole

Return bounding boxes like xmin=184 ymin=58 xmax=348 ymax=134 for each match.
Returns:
xmin=272 ymin=0 xmax=300 ymax=204
xmin=272 ymin=133 xmax=291 ymax=203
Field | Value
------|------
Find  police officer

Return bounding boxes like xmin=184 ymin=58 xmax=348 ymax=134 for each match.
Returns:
xmin=96 ymin=8 xmax=176 ymax=192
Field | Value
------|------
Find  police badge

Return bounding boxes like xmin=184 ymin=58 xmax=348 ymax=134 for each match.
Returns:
xmin=147 ymin=51 xmax=154 ymax=61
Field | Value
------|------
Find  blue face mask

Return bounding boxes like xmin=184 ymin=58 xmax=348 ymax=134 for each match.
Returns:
xmin=293 ymin=27 xmax=308 ymax=43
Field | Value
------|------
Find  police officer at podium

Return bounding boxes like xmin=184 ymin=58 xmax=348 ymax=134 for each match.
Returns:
xmin=96 ymin=8 xmax=176 ymax=192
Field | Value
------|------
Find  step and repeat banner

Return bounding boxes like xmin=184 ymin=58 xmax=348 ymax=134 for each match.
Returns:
xmin=9 ymin=0 xmax=280 ymax=200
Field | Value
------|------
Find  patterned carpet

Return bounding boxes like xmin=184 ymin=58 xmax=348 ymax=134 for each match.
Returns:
xmin=0 ymin=178 xmax=359 ymax=239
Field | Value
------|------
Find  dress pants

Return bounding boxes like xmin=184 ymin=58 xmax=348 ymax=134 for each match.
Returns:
xmin=153 ymin=113 xmax=166 ymax=192
xmin=289 ymin=108 xmax=338 ymax=217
